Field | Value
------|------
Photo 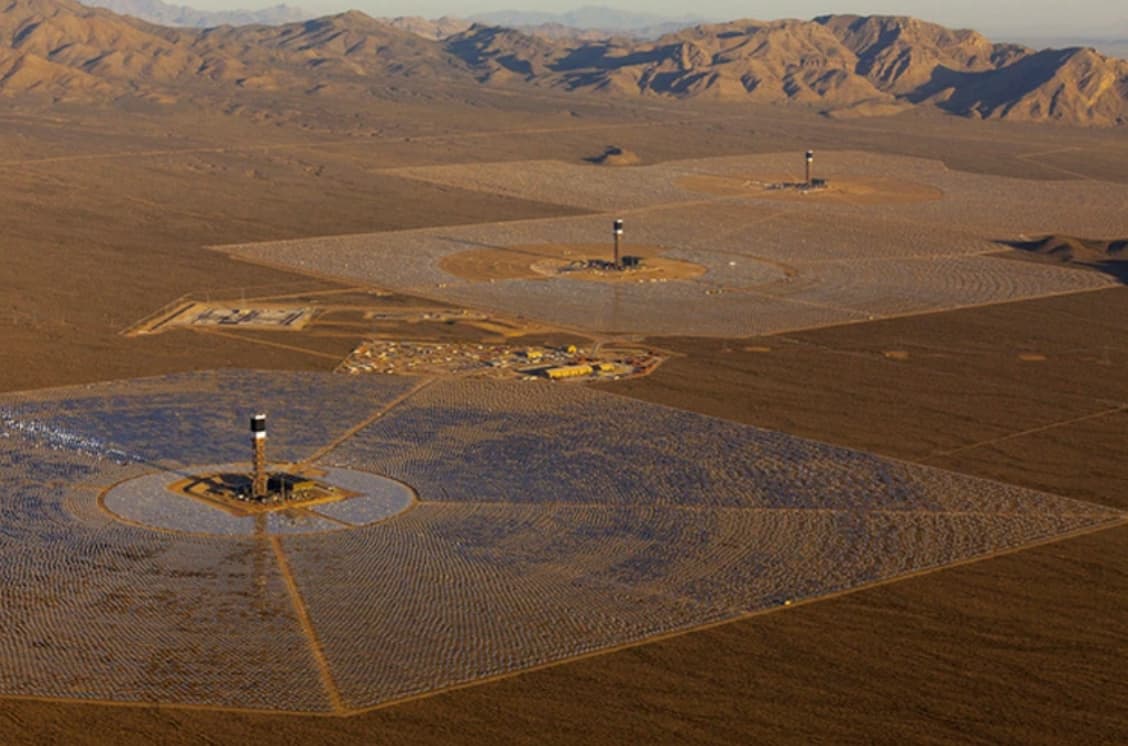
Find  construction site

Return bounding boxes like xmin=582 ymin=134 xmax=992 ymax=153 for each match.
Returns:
xmin=121 ymin=269 xmax=667 ymax=386
xmin=338 ymin=340 xmax=662 ymax=381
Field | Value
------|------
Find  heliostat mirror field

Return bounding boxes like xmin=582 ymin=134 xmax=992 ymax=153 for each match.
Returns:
xmin=220 ymin=152 xmax=1128 ymax=337
xmin=0 ymin=371 xmax=1118 ymax=713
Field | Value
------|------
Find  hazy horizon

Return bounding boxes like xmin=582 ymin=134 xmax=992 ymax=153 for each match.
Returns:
xmin=170 ymin=0 xmax=1127 ymax=39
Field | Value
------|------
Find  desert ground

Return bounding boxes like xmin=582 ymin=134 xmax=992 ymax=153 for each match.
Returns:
xmin=2 ymin=91 xmax=1128 ymax=743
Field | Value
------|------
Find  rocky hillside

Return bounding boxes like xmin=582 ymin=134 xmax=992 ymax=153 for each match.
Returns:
xmin=1 ymin=0 xmax=196 ymax=97
xmin=441 ymin=15 xmax=1126 ymax=124
xmin=2 ymin=0 xmax=1125 ymax=126
xmin=921 ymin=46 xmax=1128 ymax=123
xmin=818 ymin=14 xmax=1029 ymax=94
xmin=0 ymin=0 xmax=475 ymax=97
xmin=523 ymin=19 xmax=897 ymax=102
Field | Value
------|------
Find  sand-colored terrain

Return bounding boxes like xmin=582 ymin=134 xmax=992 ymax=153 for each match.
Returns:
xmin=2 ymin=99 xmax=1128 ymax=743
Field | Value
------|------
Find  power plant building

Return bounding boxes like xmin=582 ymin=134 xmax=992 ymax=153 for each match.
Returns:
xmin=545 ymin=364 xmax=594 ymax=380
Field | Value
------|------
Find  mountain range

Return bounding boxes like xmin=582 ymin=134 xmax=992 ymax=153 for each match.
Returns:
xmin=76 ymin=2 xmax=703 ymax=40
xmin=83 ymin=0 xmax=307 ymax=28
xmin=1 ymin=0 xmax=1125 ymax=126
xmin=468 ymin=6 xmax=706 ymax=39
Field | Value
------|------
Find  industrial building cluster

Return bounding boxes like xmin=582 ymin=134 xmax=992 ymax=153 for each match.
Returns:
xmin=338 ymin=340 xmax=663 ymax=382
xmin=129 ymin=302 xmax=318 ymax=335
xmin=560 ymin=255 xmax=643 ymax=274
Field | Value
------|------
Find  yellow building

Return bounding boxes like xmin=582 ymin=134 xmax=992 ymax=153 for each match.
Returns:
xmin=545 ymin=364 xmax=593 ymax=380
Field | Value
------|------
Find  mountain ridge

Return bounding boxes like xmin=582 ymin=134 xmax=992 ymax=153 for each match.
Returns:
xmin=82 ymin=0 xmax=308 ymax=28
xmin=2 ymin=1 xmax=1124 ymax=126
xmin=468 ymin=6 xmax=706 ymax=40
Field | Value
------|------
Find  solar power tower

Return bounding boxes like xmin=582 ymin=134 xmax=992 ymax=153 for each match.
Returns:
xmin=613 ymin=218 xmax=624 ymax=268
xmin=251 ymin=413 xmax=268 ymax=498
xmin=805 ymin=150 xmax=814 ymax=184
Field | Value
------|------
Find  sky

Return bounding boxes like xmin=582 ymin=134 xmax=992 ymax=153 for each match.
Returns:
xmin=191 ymin=1 xmax=1128 ymax=39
